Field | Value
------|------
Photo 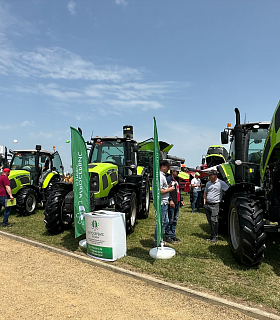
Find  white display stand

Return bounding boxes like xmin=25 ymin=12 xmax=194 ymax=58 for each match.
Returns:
xmin=149 ymin=242 xmax=176 ymax=259
xmin=84 ymin=211 xmax=126 ymax=261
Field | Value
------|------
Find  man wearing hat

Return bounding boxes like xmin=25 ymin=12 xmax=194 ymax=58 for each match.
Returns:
xmin=0 ymin=168 xmax=14 ymax=227
xmin=203 ymin=170 xmax=228 ymax=243
xmin=191 ymin=172 xmax=203 ymax=213
xmin=165 ymin=166 xmax=184 ymax=244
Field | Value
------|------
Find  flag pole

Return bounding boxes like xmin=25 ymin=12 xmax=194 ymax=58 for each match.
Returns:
xmin=149 ymin=118 xmax=175 ymax=259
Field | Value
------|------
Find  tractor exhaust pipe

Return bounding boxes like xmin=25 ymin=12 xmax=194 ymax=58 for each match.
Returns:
xmin=234 ymin=108 xmax=243 ymax=182
xmin=235 ymin=108 xmax=240 ymax=126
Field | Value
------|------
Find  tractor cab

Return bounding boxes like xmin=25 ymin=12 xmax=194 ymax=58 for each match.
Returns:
xmin=221 ymin=117 xmax=269 ymax=185
xmin=10 ymin=147 xmax=64 ymax=186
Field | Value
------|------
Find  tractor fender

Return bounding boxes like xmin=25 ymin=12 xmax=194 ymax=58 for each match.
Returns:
xmin=41 ymin=171 xmax=61 ymax=189
xmin=117 ymin=182 xmax=138 ymax=191
xmin=14 ymin=184 xmax=39 ymax=197
xmin=51 ymin=181 xmax=73 ymax=192
xmin=220 ymin=182 xmax=256 ymax=218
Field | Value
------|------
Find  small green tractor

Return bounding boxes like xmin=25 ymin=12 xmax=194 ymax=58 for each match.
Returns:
xmin=6 ymin=145 xmax=64 ymax=215
xmin=43 ymin=126 xmax=150 ymax=235
xmin=217 ymin=101 xmax=280 ymax=267
xmin=203 ymin=145 xmax=228 ymax=168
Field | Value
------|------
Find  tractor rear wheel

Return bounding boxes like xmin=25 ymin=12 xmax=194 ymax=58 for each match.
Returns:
xmin=138 ymin=180 xmax=150 ymax=219
xmin=44 ymin=188 xmax=74 ymax=235
xmin=228 ymin=195 xmax=266 ymax=267
xmin=115 ymin=189 xmax=138 ymax=235
xmin=17 ymin=188 xmax=37 ymax=215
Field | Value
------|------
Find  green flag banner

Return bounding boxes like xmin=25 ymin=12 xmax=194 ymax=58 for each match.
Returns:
xmin=153 ymin=118 xmax=162 ymax=247
xmin=71 ymin=127 xmax=90 ymax=238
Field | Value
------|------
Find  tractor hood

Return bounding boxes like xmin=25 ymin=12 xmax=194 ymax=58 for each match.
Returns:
xmin=9 ymin=169 xmax=30 ymax=180
xmin=8 ymin=170 xmax=31 ymax=195
xmin=88 ymin=162 xmax=118 ymax=174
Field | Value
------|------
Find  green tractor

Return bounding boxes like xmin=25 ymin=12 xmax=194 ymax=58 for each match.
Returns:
xmin=43 ymin=125 xmax=150 ymax=235
xmin=203 ymin=145 xmax=228 ymax=168
xmin=217 ymin=102 xmax=280 ymax=267
xmin=7 ymin=145 xmax=64 ymax=215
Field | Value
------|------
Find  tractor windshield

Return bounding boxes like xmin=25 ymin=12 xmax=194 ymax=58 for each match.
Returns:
xmin=90 ymin=140 xmax=126 ymax=166
xmin=247 ymin=128 xmax=269 ymax=164
xmin=11 ymin=152 xmax=36 ymax=170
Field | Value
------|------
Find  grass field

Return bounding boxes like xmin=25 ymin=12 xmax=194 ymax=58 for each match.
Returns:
xmin=1 ymin=194 xmax=280 ymax=315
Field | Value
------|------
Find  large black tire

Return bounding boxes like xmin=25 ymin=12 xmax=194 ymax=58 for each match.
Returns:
xmin=138 ymin=180 xmax=150 ymax=219
xmin=17 ymin=188 xmax=37 ymax=215
xmin=46 ymin=174 xmax=61 ymax=196
xmin=41 ymin=174 xmax=62 ymax=208
xmin=228 ymin=195 xmax=266 ymax=267
xmin=44 ymin=188 xmax=74 ymax=235
xmin=115 ymin=189 xmax=138 ymax=235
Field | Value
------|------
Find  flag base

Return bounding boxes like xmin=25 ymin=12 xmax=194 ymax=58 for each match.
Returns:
xmin=149 ymin=244 xmax=176 ymax=259
xmin=79 ymin=239 xmax=87 ymax=248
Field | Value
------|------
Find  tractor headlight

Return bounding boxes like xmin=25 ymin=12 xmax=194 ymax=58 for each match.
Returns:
xmin=90 ymin=173 xmax=99 ymax=192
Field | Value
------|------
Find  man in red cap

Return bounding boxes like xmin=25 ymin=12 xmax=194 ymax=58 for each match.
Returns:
xmin=0 ymin=168 xmax=14 ymax=227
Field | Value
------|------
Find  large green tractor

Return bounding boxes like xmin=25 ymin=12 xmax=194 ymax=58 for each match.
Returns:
xmin=7 ymin=145 xmax=64 ymax=215
xmin=43 ymin=126 xmax=150 ymax=235
xmin=217 ymin=102 xmax=280 ymax=267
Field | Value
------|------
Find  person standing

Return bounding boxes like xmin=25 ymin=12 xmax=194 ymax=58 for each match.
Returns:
xmin=154 ymin=160 xmax=175 ymax=247
xmin=203 ymin=170 xmax=229 ymax=243
xmin=165 ymin=166 xmax=184 ymax=244
xmin=0 ymin=168 xmax=14 ymax=227
xmin=191 ymin=172 xmax=203 ymax=213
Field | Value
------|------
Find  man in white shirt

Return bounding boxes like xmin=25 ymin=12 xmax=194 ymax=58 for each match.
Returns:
xmin=191 ymin=172 xmax=202 ymax=213
xmin=154 ymin=160 xmax=175 ymax=247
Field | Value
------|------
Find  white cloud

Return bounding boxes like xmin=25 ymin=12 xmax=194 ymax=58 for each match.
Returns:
xmin=37 ymin=83 xmax=82 ymax=100
xmin=116 ymin=0 xmax=127 ymax=6
xmin=107 ymin=99 xmax=163 ymax=111
xmin=67 ymin=1 xmax=76 ymax=15
xmin=0 ymin=46 xmax=142 ymax=82
xmin=29 ymin=131 xmax=54 ymax=139
xmin=0 ymin=124 xmax=11 ymax=130
xmin=21 ymin=121 xmax=34 ymax=127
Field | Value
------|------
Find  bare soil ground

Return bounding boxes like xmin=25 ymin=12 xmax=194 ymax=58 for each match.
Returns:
xmin=0 ymin=235 xmax=255 ymax=320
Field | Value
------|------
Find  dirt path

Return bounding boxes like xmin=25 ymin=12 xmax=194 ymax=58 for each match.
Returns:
xmin=0 ymin=235 xmax=256 ymax=320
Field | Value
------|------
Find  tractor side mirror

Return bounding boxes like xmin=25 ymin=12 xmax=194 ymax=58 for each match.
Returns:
xmin=41 ymin=155 xmax=46 ymax=163
xmin=221 ymin=131 xmax=229 ymax=144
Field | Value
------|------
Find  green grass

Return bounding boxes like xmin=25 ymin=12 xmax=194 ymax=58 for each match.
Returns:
xmin=2 ymin=195 xmax=280 ymax=314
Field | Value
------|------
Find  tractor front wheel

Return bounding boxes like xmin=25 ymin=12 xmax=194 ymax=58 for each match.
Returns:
xmin=228 ymin=195 xmax=266 ymax=267
xmin=115 ymin=189 xmax=138 ymax=235
xmin=44 ymin=188 xmax=74 ymax=235
xmin=17 ymin=188 xmax=37 ymax=215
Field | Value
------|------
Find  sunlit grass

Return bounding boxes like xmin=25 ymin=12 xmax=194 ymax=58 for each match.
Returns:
xmin=1 ymin=194 xmax=280 ymax=314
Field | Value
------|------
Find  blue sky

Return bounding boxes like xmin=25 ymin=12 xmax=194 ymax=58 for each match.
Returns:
xmin=1 ymin=0 xmax=280 ymax=172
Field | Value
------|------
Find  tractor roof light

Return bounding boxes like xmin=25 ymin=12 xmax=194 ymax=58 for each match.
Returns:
xmin=227 ymin=123 xmax=231 ymax=128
